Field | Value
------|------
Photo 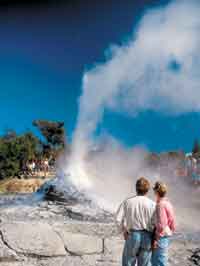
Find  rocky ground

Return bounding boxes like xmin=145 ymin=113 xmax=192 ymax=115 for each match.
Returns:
xmin=0 ymin=180 xmax=199 ymax=266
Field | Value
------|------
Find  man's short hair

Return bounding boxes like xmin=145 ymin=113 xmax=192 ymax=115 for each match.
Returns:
xmin=136 ymin=177 xmax=150 ymax=195
xmin=153 ymin=181 xmax=167 ymax=197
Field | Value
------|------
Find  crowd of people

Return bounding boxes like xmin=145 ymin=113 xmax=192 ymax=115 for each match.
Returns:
xmin=156 ymin=154 xmax=200 ymax=186
xmin=116 ymin=177 xmax=176 ymax=266
xmin=22 ymin=158 xmax=54 ymax=178
xmin=185 ymin=155 xmax=200 ymax=185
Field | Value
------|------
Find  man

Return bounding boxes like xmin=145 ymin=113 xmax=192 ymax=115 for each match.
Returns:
xmin=116 ymin=177 xmax=156 ymax=266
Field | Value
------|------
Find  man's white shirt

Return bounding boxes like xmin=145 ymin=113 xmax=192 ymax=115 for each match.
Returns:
xmin=115 ymin=196 xmax=156 ymax=232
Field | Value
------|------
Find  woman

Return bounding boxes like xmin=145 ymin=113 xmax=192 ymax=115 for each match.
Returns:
xmin=152 ymin=182 xmax=176 ymax=266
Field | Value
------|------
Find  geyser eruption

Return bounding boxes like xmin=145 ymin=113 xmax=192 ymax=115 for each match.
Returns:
xmin=65 ymin=0 xmax=200 ymax=222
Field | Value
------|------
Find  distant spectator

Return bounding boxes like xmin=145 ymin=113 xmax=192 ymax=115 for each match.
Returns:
xmin=192 ymin=158 xmax=200 ymax=185
xmin=32 ymin=161 xmax=36 ymax=174
xmin=27 ymin=161 xmax=34 ymax=176
xmin=43 ymin=158 xmax=49 ymax=177
xmin=186 ymin=156 xmax=193 ymax=178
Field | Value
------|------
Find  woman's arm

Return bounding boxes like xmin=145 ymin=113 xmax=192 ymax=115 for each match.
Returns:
xmin=156 ymin=203 xmax=168 ymax=239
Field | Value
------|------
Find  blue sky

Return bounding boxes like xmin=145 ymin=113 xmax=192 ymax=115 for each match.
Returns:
xmin=0 ymin=0 xmax=199 ymax=152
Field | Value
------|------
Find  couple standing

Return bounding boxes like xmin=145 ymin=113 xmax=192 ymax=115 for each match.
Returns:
xmin=116 ymin=177 xmax=176 ymax=266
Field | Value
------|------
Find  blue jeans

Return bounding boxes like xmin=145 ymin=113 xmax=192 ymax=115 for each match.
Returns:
xmin=122 ymin=230 xmax=153 ymax=266
xmin=152 ymin=237 xmax=170 ymax=266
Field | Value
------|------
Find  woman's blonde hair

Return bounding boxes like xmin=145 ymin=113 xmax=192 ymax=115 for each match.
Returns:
xmin=153 ymin=181 xmax=167 ymax=197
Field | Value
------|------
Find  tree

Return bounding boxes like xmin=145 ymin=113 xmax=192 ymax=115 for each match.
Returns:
xmin=0 ymin=131 xmax=41 ymax=179
xmin=0 ymin=120 xmax=67 ymax=180
xmin=17 ymin=132 xmax=41 ymax=168
xmin=33 ymin=120 xmax=66 ymax=158
xmin=0 ymin=137 xmax=19 ymax=179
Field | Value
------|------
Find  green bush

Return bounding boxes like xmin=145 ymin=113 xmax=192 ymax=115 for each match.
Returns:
xmin=0 ymin=120 xmax=66 ymax=180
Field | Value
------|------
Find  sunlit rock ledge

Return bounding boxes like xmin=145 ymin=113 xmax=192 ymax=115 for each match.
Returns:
xmin=0 ymin=181 xmax=199 ymax=266
xmin=0 ymin=218 xmax=199 ymax=266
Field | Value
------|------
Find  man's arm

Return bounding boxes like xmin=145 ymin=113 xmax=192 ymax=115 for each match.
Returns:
xmin=115 ymin=201 xmax=128 ymax=240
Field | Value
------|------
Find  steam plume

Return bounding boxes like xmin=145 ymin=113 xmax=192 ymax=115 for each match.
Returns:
xmin=78 ymin=0 xmax=200 ymax=135
xmin=65 ymin=0 xmax=200 ymax=229
xmin=68 ymin=0 xmax=200 ymax=180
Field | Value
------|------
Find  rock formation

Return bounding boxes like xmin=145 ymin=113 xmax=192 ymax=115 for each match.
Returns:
xmin=0 ymin=179 xmax=199 ymax=266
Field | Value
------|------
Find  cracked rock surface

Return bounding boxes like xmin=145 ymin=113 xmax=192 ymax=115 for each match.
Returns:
xmin=0 ymin=192 xmax=199 ymax=266
xmin=0 ymin=219 xmax=198 ymax=266
xmin=0 ymin=222 xmax=66 ymax=257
